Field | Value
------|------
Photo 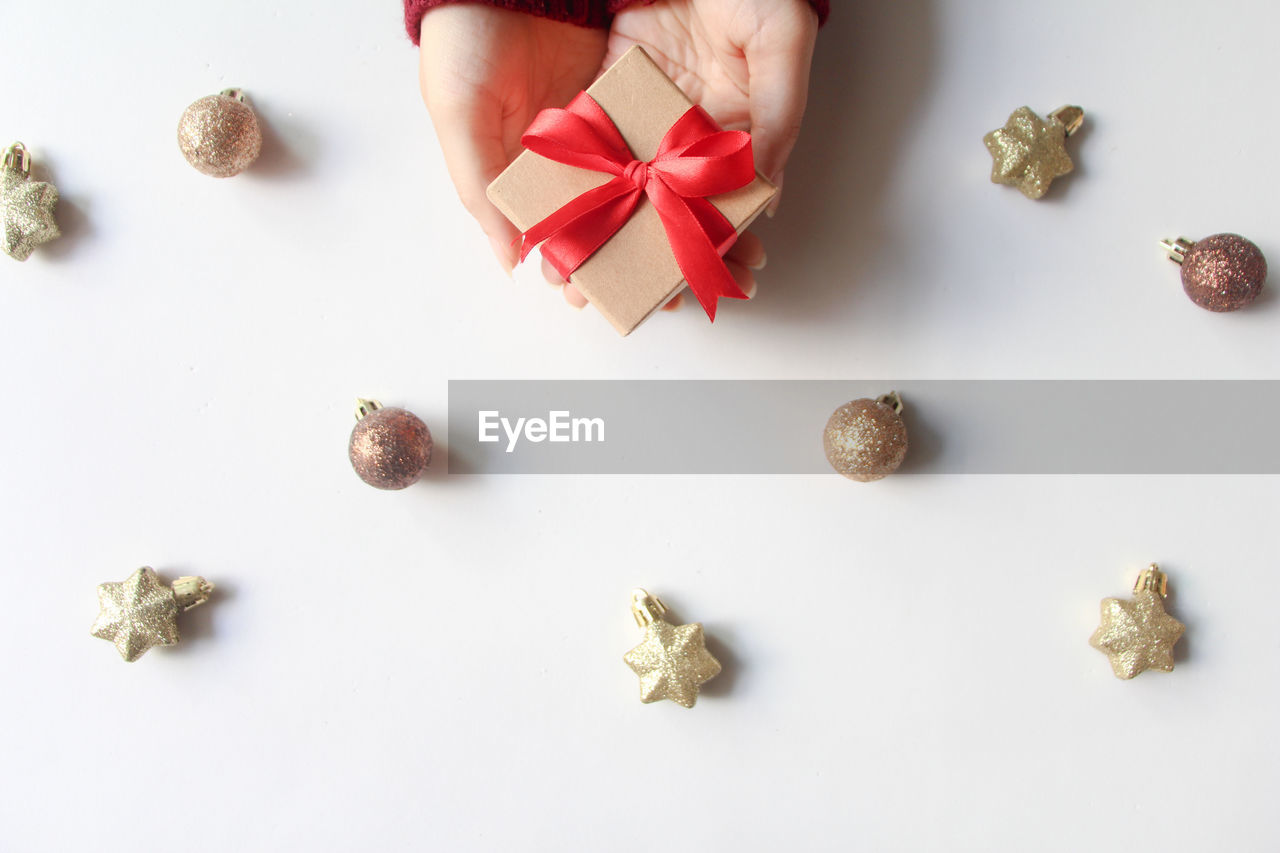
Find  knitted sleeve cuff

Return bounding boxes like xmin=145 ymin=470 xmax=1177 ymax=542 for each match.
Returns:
xmin=406 ymin=0 xmax=828 ymax=44
xmin=406 ymin=0 xmax=612 ymax=44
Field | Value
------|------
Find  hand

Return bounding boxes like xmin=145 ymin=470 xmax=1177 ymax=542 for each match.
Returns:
xmin=577 ymin=0 xmax=819 ymax=310
xmin=417 ymin=5 xmax=607 ymax=277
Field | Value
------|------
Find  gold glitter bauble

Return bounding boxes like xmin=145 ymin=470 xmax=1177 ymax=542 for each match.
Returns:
xmin=178 ymin=90 xmax=262 ymax=178
xmin=1089 ymin=565 xmax=1185 ymax=680
xmin=348 ymin=399 xmax=433 ymax=490
xmin=624 ymin=590 xmax=721 ymax=708
xmin=983 ymin=105 xmax=1083 ymax=200
xmin=91 ymin=567 xmax=214 ymax=662
xmin=1 ymin=143 xmax=59 ymax=261
xmin=823 ymin=393 xmax=908 ymax=482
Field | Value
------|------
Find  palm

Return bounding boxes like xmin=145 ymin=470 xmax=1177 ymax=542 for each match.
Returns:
xmin=604 ymin=0 xmax=817 ymax=186
xmin=605 ymin=4 xmax=752 ymax=134
xmin=484 ymin=20 xmax=607 ymax=164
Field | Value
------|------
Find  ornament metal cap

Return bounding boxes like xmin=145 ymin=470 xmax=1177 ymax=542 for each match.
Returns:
xmin=173 ymin=575 xmax=216 ymax=611
xmin=630 ymin=588 xmax=668 ymax=627
xmin=3 ymin=142 xmax=32 ymax=176
xmin=1159 ymin=238 xmax=1196 ymax=265
xmin=1132 ymin=563 xmax=1169 ymax=597
xmin=1048 ymin=105 xmax=1085 ymax=137
xmin=91 ymin=567 xmax=215 ymax=662
xmin=1160 ymin=233 xmax=1266 ymax=311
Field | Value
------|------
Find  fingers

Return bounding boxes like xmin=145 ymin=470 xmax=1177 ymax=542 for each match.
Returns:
xmin=727 ymin=259 xmax=758 ymax=300
xmin=743 ymin=5 xmax=819 ymax=185
xmin=563 ymin=284 xmax=588 ymax=310
xmin=766 ymin=170 xmax=784 ymax=218
xmin=431 ymin=103 xmax=521 ymax=273
xmin=726 ymin=230 xmax=766 ymax=270
xmin=541 ymin=255 xmax=566 ymax=286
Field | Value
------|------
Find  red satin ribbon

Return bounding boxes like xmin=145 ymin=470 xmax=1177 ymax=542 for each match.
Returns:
xmin=517 ymin=92 xmax=756 ymax=321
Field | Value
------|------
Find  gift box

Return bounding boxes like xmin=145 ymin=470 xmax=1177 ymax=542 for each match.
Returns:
xmin=487 ymin=46 xmax=777 ymax=336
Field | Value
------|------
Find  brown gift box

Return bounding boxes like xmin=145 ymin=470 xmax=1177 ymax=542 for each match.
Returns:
xmin=486 ymin=46 xmax=777 ymax=337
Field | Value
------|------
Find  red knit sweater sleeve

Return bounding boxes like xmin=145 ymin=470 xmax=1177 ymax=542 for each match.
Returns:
xmin=406 ymin=0 xmax=828 ymax=44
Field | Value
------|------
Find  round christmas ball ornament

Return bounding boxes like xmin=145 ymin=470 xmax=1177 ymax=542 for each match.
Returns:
xmin=823 ymin=392 xmax=909 ymax=482
xmin=177 ymin=89 xmax=262 ymax=178
xmin=1161 ymin=233 xmax=1266 ymax=312
xmin=348 ymin=399 xmax=432 ymax=490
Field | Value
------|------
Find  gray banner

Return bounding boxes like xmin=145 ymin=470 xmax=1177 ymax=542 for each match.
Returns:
xmin=445 ymin=380 xmax=1280 ymax=474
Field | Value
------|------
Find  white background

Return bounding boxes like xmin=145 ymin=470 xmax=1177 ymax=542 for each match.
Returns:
xmin=2 ymin=0 xmax=1278 ymax=850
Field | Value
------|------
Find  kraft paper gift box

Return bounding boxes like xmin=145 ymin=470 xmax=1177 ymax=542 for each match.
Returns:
xmin=486 ymin=46 xmax=777 ymax=337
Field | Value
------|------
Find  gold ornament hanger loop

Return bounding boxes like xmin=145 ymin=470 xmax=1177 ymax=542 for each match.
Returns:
xmin=630 ymin=588 xmax=668 ymax=627
xmin=3 ymin=142 xmax=31 ymax=177
xmin=1133 ymin=563 xmax=1169 ymax=597
xmin=1049 ymin=105 xmax=1085 ymax=137
xmin=1159 ymin=238 xmax=1196 ymax=265
xmin=876 ymin=390 xmax=904 ymax=415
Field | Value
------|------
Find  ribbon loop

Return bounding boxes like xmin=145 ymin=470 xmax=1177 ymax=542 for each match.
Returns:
xmin=517 ymin=94 xmax=757 ymax=322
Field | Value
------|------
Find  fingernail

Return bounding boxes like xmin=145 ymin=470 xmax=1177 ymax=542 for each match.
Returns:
xmin=490 ymin=236 xmax=516 ymax=277
xmin=766 ymin=183 xmax=783 ymax=218
xmin=748 ymin=252 xmax=767 ymax=271
xmin=744 ymin=279 xmax=758 ymax=299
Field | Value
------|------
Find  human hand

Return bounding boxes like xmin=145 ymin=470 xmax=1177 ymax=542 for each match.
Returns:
xmin=546 ymin=0 xmax=819 ymax=310
xmin=417 ymin=5 xmax=607 ymax=276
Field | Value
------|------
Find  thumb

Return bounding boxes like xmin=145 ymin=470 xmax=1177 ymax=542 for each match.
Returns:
xmin=743 ymin=8 xmax=819 ymax=183
xmin=430 ymin=102 xmax=521 ymax=274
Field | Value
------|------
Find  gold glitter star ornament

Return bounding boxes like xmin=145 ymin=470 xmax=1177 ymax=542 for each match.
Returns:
xmin=1 ymin=143 xmax=60 ymax=261
xmin=91 ymin=567 xmax=214 ymax=662
xmin=1089 ymin=564 xmax=1185 ymax=680
xmin=624 ymin=590 xmax=721 ymax=708
xmin=984 ymin=105 xmax=1083 ymax=199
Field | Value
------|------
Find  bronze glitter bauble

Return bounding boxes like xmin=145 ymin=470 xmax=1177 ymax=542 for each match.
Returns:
xmin=1175 ymin=233 xmax=1267 ymax=312
xmin=348 ymin=401 xmax=432 ymax=490
xmin=823 ymin=395 xmax=908 ymax=482
xmin=177 ymin=90 xmax=262 ymax=178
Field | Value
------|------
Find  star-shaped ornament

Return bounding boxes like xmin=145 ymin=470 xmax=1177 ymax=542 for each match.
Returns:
xmin=91 ymin=567 xmax=214 ymax=662
xmin=624 ymin=590 xmax=721 ymax=708
xmin=1089 ymin=565 xmax=1185 ymax=680
xmin=1 ymin=143 xmax=60 ymax=261
xmin=983 ymin=105 xmax=1083 ymax=199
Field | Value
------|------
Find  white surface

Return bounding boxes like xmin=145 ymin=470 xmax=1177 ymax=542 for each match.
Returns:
xmin=2 ymin=1 xmax=1278 ymax=850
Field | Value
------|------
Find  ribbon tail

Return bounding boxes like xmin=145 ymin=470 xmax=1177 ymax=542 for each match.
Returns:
xmin=519 ymin=179 xmax=640 ymax=277
xmin=646 ymin=179 xmax=746 ymax=322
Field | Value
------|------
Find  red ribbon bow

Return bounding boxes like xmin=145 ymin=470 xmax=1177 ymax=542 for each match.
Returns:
xmin=517 ymin=92 xmax=757 ymax=321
